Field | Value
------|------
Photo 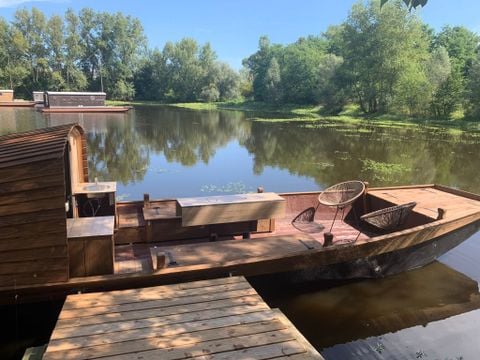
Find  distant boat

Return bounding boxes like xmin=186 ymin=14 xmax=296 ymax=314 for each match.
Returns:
xmin=0 ymin=124 xmax=478 ymax=304
xmin=37 ymin=91 xmax=131 ymax=113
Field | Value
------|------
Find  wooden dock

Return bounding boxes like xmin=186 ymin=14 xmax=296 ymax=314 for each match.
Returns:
xmin=43 ymin=276 xmax=324 ymax=360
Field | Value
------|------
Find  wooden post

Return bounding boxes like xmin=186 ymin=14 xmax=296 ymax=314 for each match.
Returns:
xmin=150 ymin=248 xmax=166 ymax=270
xmin=362 ymin=181 xmax=369 ymax=214
xmin=437 ymin=208 xmax=446 ymax=220
xmin=155 ymin=252 xmax=166 ymax=269
xmin=323 ymin=232 xmax=334 ymax=247
xmin=144 ymin=193 xmax=150 ymax=208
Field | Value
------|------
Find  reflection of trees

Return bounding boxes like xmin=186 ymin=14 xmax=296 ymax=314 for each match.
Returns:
xmin=87 ymin=120 xmax=149 ymax=184
xmin=135 ymin=107 xmax=250 ymax=166
xmin=241 ymin=121 xmax=480 ymax=192
xmin=82 ymin=105 xmax=480 ymax=193
xmin=0 ymin=108 xmax=47 ymax=135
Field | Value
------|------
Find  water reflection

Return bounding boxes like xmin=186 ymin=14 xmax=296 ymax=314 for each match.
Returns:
xmin=1 ymin=106 xmax=479 ymax=196
xmin=254 ymin=260 xmax=480 ymax=359
xmin=136 ymin=107 xmax=250 ymax=166
xmin=243 ymin=120 xmax=480 ymax=192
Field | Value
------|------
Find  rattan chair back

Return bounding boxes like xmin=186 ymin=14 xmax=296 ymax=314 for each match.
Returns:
xmin=361 ymin=201 xmax=417 ymax=230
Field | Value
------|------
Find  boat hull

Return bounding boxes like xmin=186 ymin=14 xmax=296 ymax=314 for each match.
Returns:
xmin=39 ymin=106 xmax=131 ymax=113
xmin=282 ymin=219 xmax=480 ymax=281
xmin=0 ymin=101 xmax=36 ymax=107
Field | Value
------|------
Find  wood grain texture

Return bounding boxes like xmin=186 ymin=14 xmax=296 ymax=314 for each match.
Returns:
xmin=177 ymin=192 xmax=286 ymax=226
xmin=43 ymin=276 xmax=323 ymax=360
xmin=0 ymin=124 xmax=87 ymax=287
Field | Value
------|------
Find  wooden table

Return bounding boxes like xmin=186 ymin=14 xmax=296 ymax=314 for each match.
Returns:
xmin=67 ymin=216 xmax=115 ymax=277
xmin=176 ymin=192 xmax=286 ymax=227
xmin=43 ymin=276 xmax=324 ymax=360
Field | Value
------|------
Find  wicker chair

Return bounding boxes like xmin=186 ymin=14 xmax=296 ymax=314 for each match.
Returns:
xmin=361 ymin=201 xmax=417 ymax=231
xmin=292 ymin=180 xmax=366 ymax=233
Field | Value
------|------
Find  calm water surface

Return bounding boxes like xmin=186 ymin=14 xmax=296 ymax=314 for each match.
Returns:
xmin=0 ymin=106 xmax=479 ymax=359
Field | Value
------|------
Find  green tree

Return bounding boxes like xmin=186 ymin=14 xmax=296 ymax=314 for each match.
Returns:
xmin=136 ymin=39 xmax=239 ymax=103
xmin=64 ymin=9 xmax=87 ymax=90
xmin=214 ymin=62 xmax=240 ymax=101
xmin=280 ymin=36 xmax=327 ymax=104
xmin=315 ymin=54 xmax=347 ymax=114
xmin=12 ymin=8 xmax=49 ymax=93
xmin=162 ymin=38 xmax=204 ymax=102
xmin=435 ymin=26 xmax=479 ymax=76
xmin=264 ymin=57 xmax=282 ymax=104
xmin=464 ymin=56 xmax=480 ymax=119
xmin=46 ymin=15 xmax=65 ymax=90
xmin=430 ymin=71 xmax=463 ymax=118
xmin=243 ymin=36 xmax=282 ymax=102
xmin=381 ymin=0 xmax=427 ymax=8
xmin=338 ymin=0 xmax=429 ymax=114
xmin=431 ymin=26 xmax=479 ymax=117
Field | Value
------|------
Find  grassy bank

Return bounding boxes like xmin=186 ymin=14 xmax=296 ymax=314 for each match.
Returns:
xmin=106 ymin=100 xmax=479 ymax=131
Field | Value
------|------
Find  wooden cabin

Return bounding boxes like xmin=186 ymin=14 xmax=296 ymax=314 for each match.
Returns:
xmin=0 ymin=90 xmax=14 ymax=102
xmin=0 ymin=124 xmax=116 ymax=289
xmin=44 ymin=92 xmax=106 ymax=108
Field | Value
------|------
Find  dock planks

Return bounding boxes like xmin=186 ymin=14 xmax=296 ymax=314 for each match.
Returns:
xmin=43 ymin=276 xmax=324 ymax=360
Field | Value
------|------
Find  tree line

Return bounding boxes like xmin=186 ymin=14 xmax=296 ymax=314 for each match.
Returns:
xmin=1 ymin=1 xmax=480 ymax=119
xmin=0 ymin=8 xmax=146 ymax=100
xmin=243 ymin=1 xmax=480 ymax=118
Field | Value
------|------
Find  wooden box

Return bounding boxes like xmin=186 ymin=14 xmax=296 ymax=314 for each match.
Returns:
xmin=176 ymin=192 xmax=286 ymax=227
xmin=67 ymin=216 xmax=115 ymax=277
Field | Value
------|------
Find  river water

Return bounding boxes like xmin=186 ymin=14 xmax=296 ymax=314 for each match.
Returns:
xmin=0 ymin=106 xmax=479 ymax=359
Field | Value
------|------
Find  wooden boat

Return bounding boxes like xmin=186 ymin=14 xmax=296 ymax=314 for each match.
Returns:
xmin=0 ymin=124 xmax=479 ymax=304
xmin=39 ymin=106 xmax=131 ymax=113
xmin=0 ymin=100 xmax=36 ymax=107
xmin=38 ymin=91 xmax=131 ymax=113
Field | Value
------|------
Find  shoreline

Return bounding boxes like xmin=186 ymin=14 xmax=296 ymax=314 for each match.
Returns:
xmin=106 ymin=100 xmax=480 ymax=132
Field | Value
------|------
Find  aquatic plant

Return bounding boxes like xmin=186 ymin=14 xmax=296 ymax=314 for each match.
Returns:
xmin=360 ymin=159 xmax=410 ymax=182
xmin=200 ymin=181 xmax=254 ymax=194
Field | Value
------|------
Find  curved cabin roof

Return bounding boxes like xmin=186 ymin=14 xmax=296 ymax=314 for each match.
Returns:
xmin=0 ymin=124 xmax=85 ymax=169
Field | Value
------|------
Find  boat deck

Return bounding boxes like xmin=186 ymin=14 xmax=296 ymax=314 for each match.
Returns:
xmin=369 ymin=185 xmax=480 ymax=221
xmin=113 ymin=185 xmax=480 ymax=276
xmin=43 ymin=276 xmax=324 ymax=360
xmin=114 ymin=196 xmax=371 ymax=274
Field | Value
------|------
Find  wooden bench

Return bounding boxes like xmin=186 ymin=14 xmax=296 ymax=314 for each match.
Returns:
xmin=176 ymin=192 xmax=286 ymax=227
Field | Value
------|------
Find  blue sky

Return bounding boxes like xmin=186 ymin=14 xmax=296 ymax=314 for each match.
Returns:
xmin=0 ymin=0 xmax=479 ymax=69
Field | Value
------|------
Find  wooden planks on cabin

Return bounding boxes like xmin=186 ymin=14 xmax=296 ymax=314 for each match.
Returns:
xmin=0 ymin=137 xmax=70 ymax=287
xmin=43 ymin=276 xmax=324 ymax=360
